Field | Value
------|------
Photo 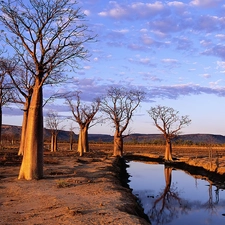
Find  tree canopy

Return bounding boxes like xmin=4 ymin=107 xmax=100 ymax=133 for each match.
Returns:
xmin=148 ymin=105 xmax=191 ymax=160
xmin=101 ymin=86 xmax=145 ymax=156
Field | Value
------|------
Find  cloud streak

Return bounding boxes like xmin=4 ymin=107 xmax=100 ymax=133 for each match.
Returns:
xmin=148 ymin=83 xmax=225 ymax=100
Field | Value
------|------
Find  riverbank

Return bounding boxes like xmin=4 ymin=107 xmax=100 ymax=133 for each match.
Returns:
xmin=125 ymin=152 xmax=225 ymax=188
xmin=0 ymin=150 xmax=150 ymax=225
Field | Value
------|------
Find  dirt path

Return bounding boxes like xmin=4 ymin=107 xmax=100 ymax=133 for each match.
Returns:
xmin=0 ymin=150 xmax=150 ymax=225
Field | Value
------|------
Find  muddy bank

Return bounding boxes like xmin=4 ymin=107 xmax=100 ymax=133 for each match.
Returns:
xmin=113 ymin=157 xmax=150 ymax=223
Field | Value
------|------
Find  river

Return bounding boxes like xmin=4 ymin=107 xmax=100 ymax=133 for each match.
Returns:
xmin=127 ymin=161 xmax=225 ymax=225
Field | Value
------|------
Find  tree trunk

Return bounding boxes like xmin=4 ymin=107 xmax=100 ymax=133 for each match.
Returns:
xmin=0 ymin=105 xmax=2 ymax=147
xmin=165 ymin=139 xmax=173 ymax=161
xmin=83 ymin=127 xmax=89 ymax=153
xmin=18 ymin=101 xmax=29 ymax=155
xmin=18 ymin=84 xmax=43 ymax=180
xmin=51 ymin=133 xmax=54 ymax=152
xmin=164 ymin=166 xmax=172 ymax=187
xmin=69 ymin=131 xmax=73 ymax=151
xmin=77 ymin=127 xmax=88 ymax=156
xmin=54 ymin=134 xmax=57 ymax=152
xmin=113 ymin=133 xmax=123 ymax=156
xmin=50 ymin=133 xmax=58 ymax=152
xmin=77 ymin=131 xmax=82 ymax=156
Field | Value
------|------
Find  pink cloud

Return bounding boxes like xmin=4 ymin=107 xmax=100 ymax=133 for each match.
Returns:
xmin=98 ymin=1 xmax=167 ymax=20
xmin=190 ymin=0 xmax=223 ymax=8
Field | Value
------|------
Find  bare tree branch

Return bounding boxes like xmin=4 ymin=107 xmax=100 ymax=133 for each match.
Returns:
xmin=100 ymin=86 xmax=145 ymax=156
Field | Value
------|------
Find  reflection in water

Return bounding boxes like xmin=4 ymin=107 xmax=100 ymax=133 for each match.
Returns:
xmin=149 ymin=167 xmax=190 ymax=224
xmin=127 ymin=161 xmax=225 ymax=225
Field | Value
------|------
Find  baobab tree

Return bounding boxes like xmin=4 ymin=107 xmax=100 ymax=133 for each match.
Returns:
xmin=45 ymin=110 xmax=64 ymax=152
xmin=65 ymin=92 xmax=100 ymax=156
xmin=8 ymin=60 xmax=66 ymax=156
xmin=68 ymin=123 xmax=76 ymax=151
xmin=148 ymin=105 xmax=191 ymax=161
xmin=6 ymin=61 xmax=35 ymax=156
xmin=0 ymin=58 xmax=15 ymax=145
xmin=0 ymin=0 xmax=94 ymax=180
xmin=100 ymin=86 xmax=145 ymax=156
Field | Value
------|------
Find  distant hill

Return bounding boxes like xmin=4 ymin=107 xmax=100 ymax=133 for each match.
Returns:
xmin=1 ymin=124 xmax=77 ymax=142
xmin=2 ymin=124 xmax=225 ymax=145
xmin=174 ymin=133 xmax=225 ymax=145
xmin=88 ymin=133 xmax=225 ymax=145
xmin=123 ymin=133 xmax=225 ymax=145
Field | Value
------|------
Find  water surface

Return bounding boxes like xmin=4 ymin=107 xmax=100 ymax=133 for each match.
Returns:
xmin=127 ymin=161 xmax=225 ymax=225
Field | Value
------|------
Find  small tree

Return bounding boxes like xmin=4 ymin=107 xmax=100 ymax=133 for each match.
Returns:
xmin=6 ymin=61 xmax=35 ymax=156
xmin=45 ymin=110 xmax=64 ymax=152
xmin=147 ymin=105 xmax=191 ymax=161
xmin=100 ymin=86 xmax=145 ymax=156
xmin=69 ymin=123 xmax=76 ymax=151
xmin=0 ymin=58 xmax=15 ymax=145
xmin=65 ymin=92 xmax=100 ymax=156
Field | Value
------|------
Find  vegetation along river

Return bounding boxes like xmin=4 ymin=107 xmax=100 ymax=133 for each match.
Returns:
xmin=127 ymin=161 xmax=225 ymax=225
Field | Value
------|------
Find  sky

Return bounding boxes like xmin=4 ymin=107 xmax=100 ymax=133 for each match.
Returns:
xmin=2 ymin=0 xmax=225 ymax=136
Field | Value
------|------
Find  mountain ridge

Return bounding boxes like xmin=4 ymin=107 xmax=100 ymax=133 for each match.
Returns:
xmin=2 ymin=124 xmax=225 ymax=145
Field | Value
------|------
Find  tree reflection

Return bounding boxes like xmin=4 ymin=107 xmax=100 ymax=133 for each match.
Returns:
xmin=203 ymin=182 xmax=220 ymax=215
xmin=195 ymin=176 xmax=221 ymax=215
xmin=148 ymin=166 xmax=190 ymax=224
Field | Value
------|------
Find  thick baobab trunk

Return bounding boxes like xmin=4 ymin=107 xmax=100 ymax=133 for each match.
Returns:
xmin=83 ymin=128 xmax=89 ymax=153
xmin=77 ymin=131 xmax=82 ymax=156
xmin=18 ymin=101 xmax=29 ymax=155
xmin=18 ymin=84 xmax=43 ymax=180
xmin=113 ymin=133 xmax=123 ymax=156
xmin=77 ymin=127 xmax=88 ymax=156
xmin=165 ymin=139 xmax=173 ymax=161
xmin=50 ymin=132 xmax=57 ymax=152
xmin=51 ymin=134 xmax=54 ymax=152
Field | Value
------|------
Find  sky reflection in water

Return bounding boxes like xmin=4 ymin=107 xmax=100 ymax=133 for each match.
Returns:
xmin=127 ymin=161 xmax=225 ymax=225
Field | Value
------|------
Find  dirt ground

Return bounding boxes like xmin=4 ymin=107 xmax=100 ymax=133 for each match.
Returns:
xmin=1 ymin=143 xmax=225 ymax=225
xmin=0 ymin=145 xmax=150 ymax=225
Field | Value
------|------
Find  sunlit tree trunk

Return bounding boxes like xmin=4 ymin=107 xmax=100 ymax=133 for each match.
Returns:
xmin=113 ymin=133 xmax=123 ymax=156
xmin=83 ymin=127 xmax=89 ymax=153
xmin=50 ymin=132 xmax=57 ymax=152
xmin=50 ymin=134 xmax=54 ymax=152
xmin=165 ymin=139 xmax=173 ymax=161
xmin=54 ymin=134 xmax=57 ymax=152
xmin=18 ymin=83 xmax=43 ymax=180
xmin=18 ymin=100 xmax=30 ymax=156
xmin=77 ymin=131 xmax=83 ymax=156
xmin=18 ymin=110 xmax=28 ymax=155
xmin=77 ymin=126 xmax=88 ymax=156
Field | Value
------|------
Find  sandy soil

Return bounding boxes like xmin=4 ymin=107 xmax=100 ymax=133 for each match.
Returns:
xmin=0 ymin=148 xmax=149 ymax=225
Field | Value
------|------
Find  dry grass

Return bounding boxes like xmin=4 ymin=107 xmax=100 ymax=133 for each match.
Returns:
xmin=1 ymin=142 xmax=225 ymax=175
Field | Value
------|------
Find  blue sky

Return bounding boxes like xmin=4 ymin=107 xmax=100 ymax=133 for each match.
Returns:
xmin=3 ymin=0 xmax=225 ymax=135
